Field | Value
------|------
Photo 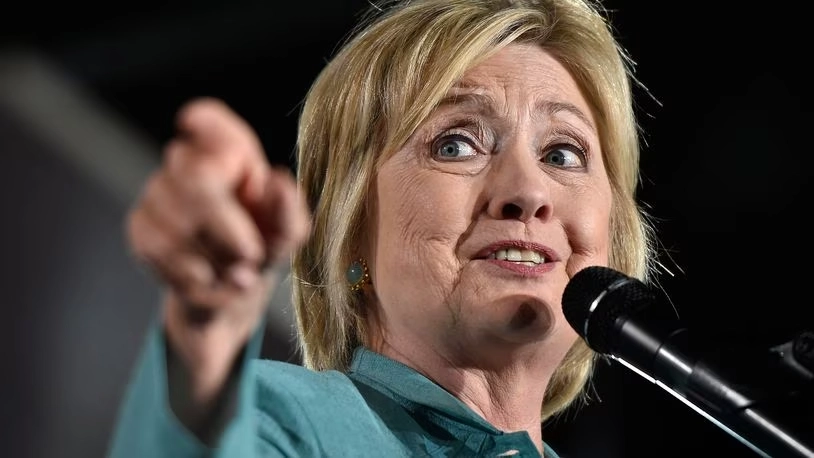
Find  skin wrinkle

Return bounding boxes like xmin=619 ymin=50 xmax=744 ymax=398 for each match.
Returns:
xmin=467 ymin=366 xmax=542 ymax=433
xmin=562 ymin=188 xmax=611 ymax=279
xmin=440 ymin=89 xmax=597 ymax=141
xmin=395 ymin=177 xmax=459 ymax=297
xmin=379 ymin=161 xmax=464 ymax=329
xmin=444 ymin=266 xmax=466 ymax=327
xmin=407 ymin=95 xmax=581 ymax=334
xmin=449 ymin=204 xmax=483 ymax=327
xmin=367 ymin=43 xmax=612 ymax=450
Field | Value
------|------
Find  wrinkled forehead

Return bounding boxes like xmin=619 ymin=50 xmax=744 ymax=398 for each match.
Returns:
xmin=441 ymin=45 xmax=597 ymax=130
xmin=376 ymin=41 xmax=554 ymax=161
xmin=379 ymin=42 xmax=598 ymax=155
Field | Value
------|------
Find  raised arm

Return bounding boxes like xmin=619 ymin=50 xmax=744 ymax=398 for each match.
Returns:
xmin=108 ymin=98 xmax=311 ymax=457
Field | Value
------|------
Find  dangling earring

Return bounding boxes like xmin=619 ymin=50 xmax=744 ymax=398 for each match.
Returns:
xmin=346 ymin=258 xmax=371 ymax=292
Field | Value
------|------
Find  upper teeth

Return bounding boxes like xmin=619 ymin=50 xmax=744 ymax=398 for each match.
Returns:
xmin=488 ymin=248 xmax=545 ymax=264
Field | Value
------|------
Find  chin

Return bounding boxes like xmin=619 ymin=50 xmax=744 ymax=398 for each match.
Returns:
xmin=480 ymin=294 xmax=559 ymax=344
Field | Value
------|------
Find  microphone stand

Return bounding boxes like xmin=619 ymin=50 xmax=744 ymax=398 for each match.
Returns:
xmin=615 ymin=327 xmax=814 ymax=458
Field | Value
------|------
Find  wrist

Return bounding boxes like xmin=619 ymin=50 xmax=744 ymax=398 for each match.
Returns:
xmin=163 ymin=294 xmax=247 ymax=403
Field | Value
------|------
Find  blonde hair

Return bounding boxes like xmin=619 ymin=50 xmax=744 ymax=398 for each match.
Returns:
xmin=292 ymin=0 xmax=656 ymax=421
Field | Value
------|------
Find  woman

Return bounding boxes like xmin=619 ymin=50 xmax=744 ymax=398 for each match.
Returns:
xmin=110 ymin=0 xmax=656 ymax=456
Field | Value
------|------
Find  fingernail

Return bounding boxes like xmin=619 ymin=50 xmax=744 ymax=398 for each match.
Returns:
xmin=228 ymin=264 xmax=258 ymax=290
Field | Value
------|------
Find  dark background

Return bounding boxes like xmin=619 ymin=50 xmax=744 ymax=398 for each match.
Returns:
xmin=2 ymin=1 xmax=813 ymax=457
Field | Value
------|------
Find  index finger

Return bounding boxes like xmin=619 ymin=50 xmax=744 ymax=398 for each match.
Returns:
xmin=175 ymin=97 xmax=263 ymax=156
xmin=170 ymin=97 xmax=270 ymax=197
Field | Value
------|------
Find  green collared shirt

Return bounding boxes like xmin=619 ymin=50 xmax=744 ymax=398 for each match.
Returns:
xmin=108 ymin=322 xmax=560 ymax=457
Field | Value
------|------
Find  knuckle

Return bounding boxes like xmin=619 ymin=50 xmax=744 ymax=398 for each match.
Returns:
xmin=139 ymin=227 xmax=178 ymax=266
xmin=164 ymin=141 xmax=197 ymax=177
xmin=142 ymin=172 xmax=166 ymax=201
xmin=172 ymin=151 xmax=221 ymax=184
xmin=164 ymin=141 xmax=227 ymax=183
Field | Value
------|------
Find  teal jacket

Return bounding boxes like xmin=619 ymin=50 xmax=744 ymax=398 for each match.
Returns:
xmin=107 ymin=321 xmax=561 ymax=457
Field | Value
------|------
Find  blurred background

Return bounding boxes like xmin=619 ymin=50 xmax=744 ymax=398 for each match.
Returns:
xmin=2 ymin=1 xmax=813 ymax=457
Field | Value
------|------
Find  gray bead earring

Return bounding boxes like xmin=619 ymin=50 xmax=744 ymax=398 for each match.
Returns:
xmin=346 ymin=258 xmax=371 ymax=292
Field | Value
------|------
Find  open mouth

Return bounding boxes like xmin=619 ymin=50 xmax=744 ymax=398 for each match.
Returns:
xmin=485 ymin=248 xmax=545 ymax=266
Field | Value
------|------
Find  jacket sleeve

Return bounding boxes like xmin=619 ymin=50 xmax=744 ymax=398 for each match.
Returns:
xmin=106 ymin=316 xmax=265 ymax=458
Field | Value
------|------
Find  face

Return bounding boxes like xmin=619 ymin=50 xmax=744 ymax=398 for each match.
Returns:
xmin=367 ymin=43 xmax=612 ymax=367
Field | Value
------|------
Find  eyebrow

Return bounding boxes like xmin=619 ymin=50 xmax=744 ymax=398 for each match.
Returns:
xmin=438 ymin=88 xmax=596 ymax=133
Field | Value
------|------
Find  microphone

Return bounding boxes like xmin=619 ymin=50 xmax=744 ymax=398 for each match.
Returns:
xmin=562 ymin=266 xmax=814 ymax=458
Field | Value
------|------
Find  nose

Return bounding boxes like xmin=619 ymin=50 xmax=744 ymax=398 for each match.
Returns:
xmin=485 ymin=147 xmax=552 ymax=222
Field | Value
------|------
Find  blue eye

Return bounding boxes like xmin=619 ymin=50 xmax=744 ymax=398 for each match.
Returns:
xmin=435 ymin=135 xmax=477 ymax=160
xmin=542 ymin=145 xmax=585 ymax=168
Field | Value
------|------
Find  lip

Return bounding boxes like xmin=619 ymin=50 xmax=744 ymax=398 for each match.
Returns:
xmin=473 ymin=240 xmax=560 ymax=263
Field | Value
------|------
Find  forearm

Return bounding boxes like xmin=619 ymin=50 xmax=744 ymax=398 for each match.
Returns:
xmin=107 ymin=316 xmax=265 ymax=458
xmin=165 ymin=332 xmax=243 ymax=446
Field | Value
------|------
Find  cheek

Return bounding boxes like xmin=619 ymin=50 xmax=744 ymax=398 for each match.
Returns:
xmin=373 ymin=169 xmax=468 ymax=303
xmin=381 ymin=174 xmax=434 ymax=253
xmin=563 ymin=188 xmax=612 ymax=278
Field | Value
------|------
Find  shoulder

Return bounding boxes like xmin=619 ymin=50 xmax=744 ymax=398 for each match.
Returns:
xmin=250 ymin=358 xmax=359 ymax=404
xmin=246 ymin=359 xmax=409 ymax=456
xmin=249 ymin=358 xmax=393 ymax=426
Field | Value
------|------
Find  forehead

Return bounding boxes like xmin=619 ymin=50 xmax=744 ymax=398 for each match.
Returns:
xmin=445 ymin=43 xmax=595 ymax=126
xmin=462 ymin=43 xmax=578 ymax=88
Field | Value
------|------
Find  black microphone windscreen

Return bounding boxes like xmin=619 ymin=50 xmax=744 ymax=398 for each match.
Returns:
xmin=562 ymin=266 xmax=654 ymax=354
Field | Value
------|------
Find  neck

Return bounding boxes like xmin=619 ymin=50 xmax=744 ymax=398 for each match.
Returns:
xmin=374 ymin=336 xmax=562 ymax=454
xmin=455 ymin=366 xmax=548 ymax=451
